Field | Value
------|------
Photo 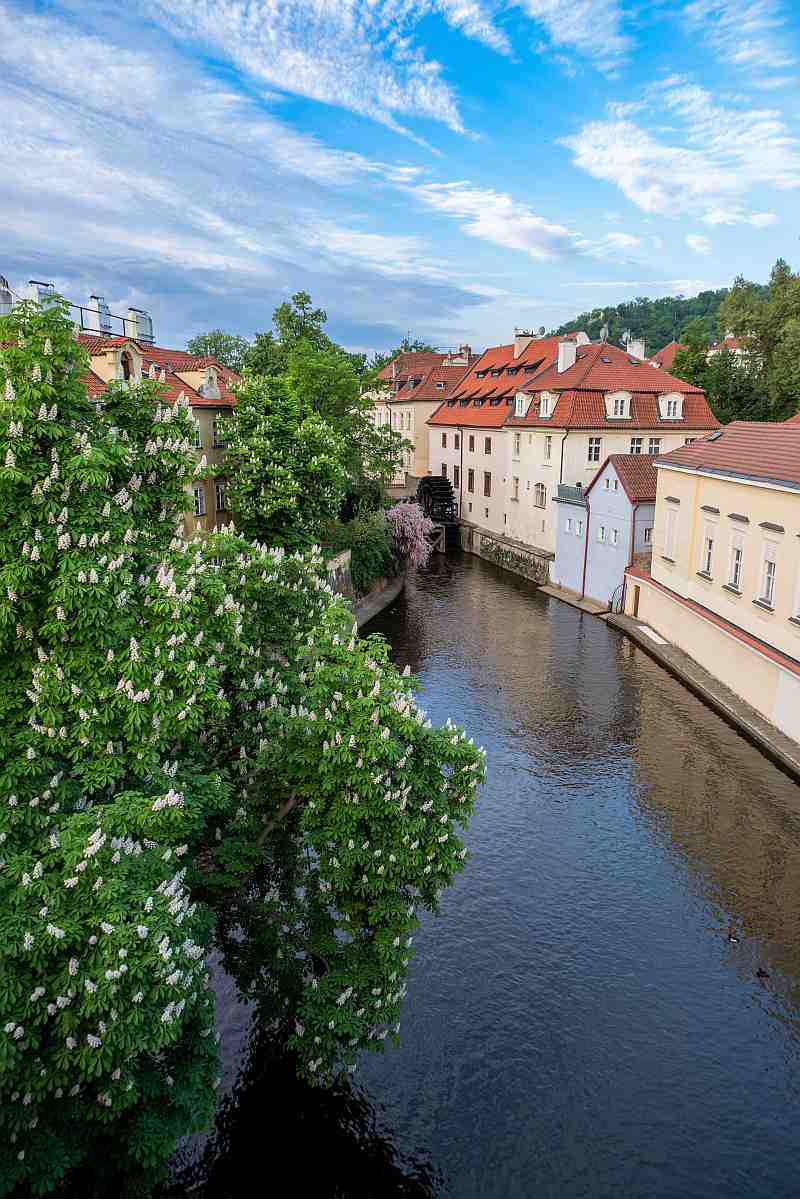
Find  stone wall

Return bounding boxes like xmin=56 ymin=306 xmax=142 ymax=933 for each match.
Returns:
xmin=326 ymin=549 xmax=354 ymax=600
xmin=459 ymin=523 xmax=552 ymax=585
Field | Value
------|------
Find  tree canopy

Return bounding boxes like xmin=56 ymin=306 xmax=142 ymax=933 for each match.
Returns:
xmin=556 ymin=288 xmax=752 ymax=355
xmin=0 ymin=299 xmax=484 ymax=1196
xmin=719 ymin=258 xmax=800 ymax=420
xmin=185 ymin=330 xmax=250 ymax=374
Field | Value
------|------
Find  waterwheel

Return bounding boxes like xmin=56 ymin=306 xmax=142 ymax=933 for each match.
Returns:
xmin=416 ymin=475 xmax=457 ymax=522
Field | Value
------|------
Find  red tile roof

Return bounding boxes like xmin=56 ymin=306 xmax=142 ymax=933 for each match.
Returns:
xmin=785 ymin=412 xmax=800 ymax=425
xmin=428 ymin=335 xmax=568 ymax=428
xmin=377 ymin=351 xmax=447 ymax=383
xmin=511 ymin=389 xmax=718 ymax=431
xmin=76 ymin=334 xmax=239 ymax=408
xmin=520 ymin=342 xmax=703 ymax=397
xmin=80 ymin=368 xmax=109 ymax=398
xmin=388 ymin=362 xmax=471 ymax=404
xmin=710 ymin=335 xmax=747 ymax=353
xmin=586 ymin=454 xmax=657 ymax=503
xmin=657 ymin=421 xmax=800 ymax=490
xmin=649 ymin=340 xmax=686 ymax=370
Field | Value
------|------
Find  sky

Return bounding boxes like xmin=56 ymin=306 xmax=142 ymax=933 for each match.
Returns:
xmin=2 ymin=0 xmax=799 ymax=355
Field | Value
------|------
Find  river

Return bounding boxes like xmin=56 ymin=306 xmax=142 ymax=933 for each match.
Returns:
xmin=172 ymin=551 xmax=800 ymax=1198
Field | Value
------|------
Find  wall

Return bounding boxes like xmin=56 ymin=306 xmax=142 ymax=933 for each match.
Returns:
xmin=460 ymin=524 xmax=551 ymax=584
xmin=432 ymin=424 xmax=511 ymax=539
xmin=392 ymin=399 xmax=441 ymax=479
xmin=583 ymin=465 xmax=636 ymax=607
xmin=184 ymin=405 xmax=231 ymax=536
xmin=551 ymin=499 xmax=587 ymax=591
xmin=650 ymin=467 xmax=800 ymax=664
xmin=628 ymin=573 xmax=800 ymax=745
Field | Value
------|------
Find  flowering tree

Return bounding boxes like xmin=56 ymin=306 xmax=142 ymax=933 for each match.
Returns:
xmin=220 ymin=372 xmax=349 ymax=549
xmin=386 ymin=503 xmax=435 ymax=571
xmin=0 ymin=301 xmax=485 ymax=1196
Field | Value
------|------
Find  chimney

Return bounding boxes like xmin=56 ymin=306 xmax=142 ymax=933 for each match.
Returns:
xmin=0 ymin=275 xmax=12 ymax=317
xmin=127 ymin=307 xmax=154 ymax=344
xmin=458 ymin=343 xmax=472 ymax=360
xmin=514 ymin=330 xmax=535 ymax=359
xmin=557 ymin=339 xmax=577 ymax=373
xmin=88 ymin=294 xmax=112 ymax=335
xmin=29 ymin=279 xmax=55 ymax=307
xmin=627 ymin=337 xmax=646 ymax=360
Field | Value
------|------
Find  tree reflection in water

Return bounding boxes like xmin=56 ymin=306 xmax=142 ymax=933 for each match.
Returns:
xmin=162 ymin=1022 xmax=440 ymax=1199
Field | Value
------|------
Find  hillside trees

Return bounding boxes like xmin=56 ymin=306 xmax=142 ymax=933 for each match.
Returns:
xmin=186 ymin=331 xmax=250 ymax=373
xmin=0 ymin=300 xmax=484 ymax=1196
xmin=720 ymin=259 xmax=800 ymax=419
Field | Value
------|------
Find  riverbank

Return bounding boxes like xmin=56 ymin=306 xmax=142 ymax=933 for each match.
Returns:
xmin=355 ymin=570 xmax=406 ymax=627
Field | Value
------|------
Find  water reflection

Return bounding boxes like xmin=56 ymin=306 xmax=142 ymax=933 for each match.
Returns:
xmin=162 ymin=1022 xmax=440 ymax=1198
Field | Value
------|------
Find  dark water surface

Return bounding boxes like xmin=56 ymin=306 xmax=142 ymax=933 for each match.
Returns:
xmin=190 ymin=552 xmax=800 ymax=1198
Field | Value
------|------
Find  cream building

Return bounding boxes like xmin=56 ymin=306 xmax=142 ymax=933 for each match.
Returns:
xmin=78 ymin=334 xmax=239 ymax=536
xmin=624 ymin=422 xmax=800 ymax=746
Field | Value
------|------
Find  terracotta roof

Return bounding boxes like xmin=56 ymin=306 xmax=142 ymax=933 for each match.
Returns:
xmin=649 ymin=340 xmax=686 ymax=370
xmin=710 ymin=335 xmax=747 ymax=352
xmin=77 ymin=334 xmax=238 ymax=409
xmin=377 ymin=351 xmax=447 ymax=383
xmin=520 ymin=342 xmax=704 ymax=397
xmin=428 ymin=335 xmax=567 ymax=428
xmin=784 ymin=412 xmax=800 ymax=425
xmin=657 ymin=421 xmax=800 ymax=490
xmin=586 ymin=454 xmax=657 ymax=503
xmin=388 ymin=362 xmax=471 ymax=404
xmin=510 ymin=390 xmax=718 ymax=431
xmin=80 ymin=368 xmax=109 ymax=398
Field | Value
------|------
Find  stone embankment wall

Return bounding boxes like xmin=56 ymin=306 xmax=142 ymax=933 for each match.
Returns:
xmin=326 ymin=549 xmax=406 ymax=628
xmin=458 ymin=523 xmax=552 ymax=585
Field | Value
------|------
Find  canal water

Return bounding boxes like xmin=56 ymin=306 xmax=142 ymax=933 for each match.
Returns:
xmin=176 ymin=552 xmax=800 ymax=1198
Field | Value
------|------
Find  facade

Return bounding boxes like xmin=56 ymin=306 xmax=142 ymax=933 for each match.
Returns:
xmin=367 ymin=348 xmax=474 ymax=483
xmin=624 ymin=422 xmax=800 ymax=745
xmin=553 ymin=455 xmax=656 ymax=607
xmin=77 ymin=335 xmax=239 ymax=536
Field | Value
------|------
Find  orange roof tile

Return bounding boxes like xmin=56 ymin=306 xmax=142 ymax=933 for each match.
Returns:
xmin=388 ymin=363 xmax=471 ymax=404
xmin=77 ymin=334 xmax=239 ymax=409
xmin=649 ymin=340 xmax=686 ymax=370
xmin=657 ymin=421 xmax=800 ymax=490
xmin=377 ymin=351 xmax=447 ymax=383
xmin=586 ymin=454 xmax=657 ymax=503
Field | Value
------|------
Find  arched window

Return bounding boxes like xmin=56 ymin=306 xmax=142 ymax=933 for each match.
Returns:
xmin=121 ymin=351 xmax=132 ymax=382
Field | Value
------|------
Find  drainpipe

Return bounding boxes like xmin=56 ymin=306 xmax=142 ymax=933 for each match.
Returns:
xmin=459 ymin=426 xmax=464 ymax=517
xmin=623 ymin=502 xmax=640 ymax=611
xmin=579 ymin=496 xmax=591 ymax=598
xmin=558 ymin=429 xmax=569 ymax=485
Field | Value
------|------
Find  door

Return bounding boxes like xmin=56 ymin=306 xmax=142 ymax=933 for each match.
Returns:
xmin=632 ymin=585 xmax=640 ymax=618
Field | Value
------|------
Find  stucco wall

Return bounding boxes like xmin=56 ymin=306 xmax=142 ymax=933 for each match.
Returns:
xmin=432 ymin=425 xmax=511 ymax=539
xmin=552 ymin=500 xmax=587 ymax=591
xmin=628 ymin=574 xmax=800 ymax=745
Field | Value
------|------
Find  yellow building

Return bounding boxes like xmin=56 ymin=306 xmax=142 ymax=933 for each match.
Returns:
xmin=624 ymin=422 xmax=800 ymax=745
xmin=78 ymin=334 xmax=239 ymax=536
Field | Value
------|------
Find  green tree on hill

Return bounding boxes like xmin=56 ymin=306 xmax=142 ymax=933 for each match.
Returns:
xmin=720 ymin=258 xmax=800 ymax=420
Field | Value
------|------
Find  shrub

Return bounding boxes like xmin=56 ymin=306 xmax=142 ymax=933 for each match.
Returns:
xmin=324 ymin=511 xmax=395 ymax=595
xmin=386 ymin=503 xmax=434 ymax=571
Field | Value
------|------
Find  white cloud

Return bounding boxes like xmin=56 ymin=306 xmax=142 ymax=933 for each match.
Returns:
xmin=748 ymin=212 xmax=779 ymax=228
xmin=683 ymin=0 xmax=796 ymax=85
xmin=413 ymin=181 xmax=643 ymax=261
xmin=562 ymin=80 xmax=800 ymax=225
xmin=566 ymin=279 xmax=715 ymax=290
xmin=518 ymin=0 xmax=631 ymax=72
xmin=686 ymin=234 xmax=712 ymax=255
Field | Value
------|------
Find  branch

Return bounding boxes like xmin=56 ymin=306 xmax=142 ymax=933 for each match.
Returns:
xmin=255 ymin=795 xmax=300 ymax=849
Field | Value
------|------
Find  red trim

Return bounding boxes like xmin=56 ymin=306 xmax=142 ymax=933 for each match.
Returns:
xmin=626 ymin=565 xmax=800 ymax=679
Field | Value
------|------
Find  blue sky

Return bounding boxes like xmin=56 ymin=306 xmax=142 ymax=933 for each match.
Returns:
xmin=2 ymin=0 xmax=798 ymax=354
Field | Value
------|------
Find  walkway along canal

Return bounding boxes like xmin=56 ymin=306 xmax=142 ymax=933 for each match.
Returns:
xmin=176 ymin=551 xmax=800 ymax=1199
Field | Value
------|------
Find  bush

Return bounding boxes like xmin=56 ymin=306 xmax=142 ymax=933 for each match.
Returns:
xmin=324 ymin=512 xmax=396 ymax=595
xmin=339 ymin=478 xmax=385 ymax=523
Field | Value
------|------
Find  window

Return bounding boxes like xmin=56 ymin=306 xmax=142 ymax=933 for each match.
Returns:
xmin=664 ymin=507 xmax=678 ymax=560
xmin=441 ymin=463 xmax=447 ymax=478
xmin=613 ymin=480 xmax=619 ymax=491
xmin=701 ymin=533 xmax=714 ymax=577
xmin=483 ymin=471 xmax=492 ymax=497
xmin=566 ymin=517 xmax=572 ymax=533
xmin=455 ymin=434 xmax=460 ymax=450
xmin=192 ymin=420 xmax=202 ymax=449
xmin=611 ymin=529 xmax=619 ymax=546
xmin=643 ymin=526 xmax=652 ymax=544
xmin=484 ymin=508 xmax=489 ymax=519
xmin=534 ymin=483 xmax=547 ymax=508
xmin=588 ymin=437 xmax=601 ymax=463
xmin=453 ymin=465 xmax=460 ymax=489
xmin=467 ymin=468 xmax=475 ymax=493
xmin=215 ymin=481 xmax=227 ymax=512
xmin=442 ymin=432 xmax=447 ymax=448
xmin=468 ymin=435 xmax=475 ymax=452
xmin=576 ymin=520 xmax=583 ymax=537
xmin=630 ymin=437 xmax=643 ymax=454
xmin=729 ymin=541 xmax=743 ymax=590
xmin=603 ymin=478 xmax=610 ymax=491
xmin=193 ymin=485 xmax=206 ymax=517
xmin=648 ymin=438 xmax=661 ymax=455
xmin=598 ymin=525 xmax=606 ymax=542
xmin=666 ymin=397 xmax=679 ymax=418
xmin=484 ymin=437 xmax=492 ymax=455
xmin=544 ymin=434 xmax=552 ymax=462
xmin=540 ymin=394 xmax=552 ymax=418
xmin=612 ymin=395 xmax=626 ymax=417
xmin=515 ymin=395 xmax=526 ymax=418
xmin=512 ymin=476 xmax=520 ymax=501
xmin=760 ymin=547 xmax=777 ymax=606
xmin=513 ymin=432 xmax=521 ymax=459
xmin=684 ymin=437 xmax=696 ymax=445
xmin=120 ymin=351 xmax=133 ymax=382
xmin=212 ymin=416 xmax=226 ymax=448
xmin=468 ymin=502 xmax=473 ymax=513
xmin=435 ymin=381 xmax=445 ymax=390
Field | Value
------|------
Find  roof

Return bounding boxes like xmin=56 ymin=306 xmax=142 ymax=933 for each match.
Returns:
xmin=649 ymin=340 xmax=686 ymax=370
xmin=76 ymin=334 xmax=239 ymax=408
xmin=510 ymin=390 xmax=718 ymax=431
xmin=388 ymin=362 xmax=471 ymax=404
xmin=428 ymin=335 xmax=570 ymax=428
xmin=586 ymin=454 xmax=657 ymax=503
xmin=377 ymin=351 xmax=447 ymax=383
xmin=520 ymin=342 xmax=704 ymax=398
xmin=657 ymin=422 xmax=800 ymax=491
xmin=709 ymin=335 xmax=747 ymax=353
xmin=784 ymin=412 xmax=800 ymax=425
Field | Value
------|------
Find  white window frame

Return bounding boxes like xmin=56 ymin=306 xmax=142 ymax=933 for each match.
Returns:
xmin=534 ymin=483 xmax=547 ymax=509
xmin=513 ymin=432 xmax=521 ymax=459
xmin=576 ymin=520 xmax=583 ymax=537
xmin=214 ymin=481 xmax=227 ymax=512
xmin=193 ymin=485 xmax=206 ymax=517
xmin=566 ymin=517 xmax=572 ymax=533
xmin=512 ymin=476 xmax=520 ymax=501
xmin=630 ymin=437 xmax=643 ymax=454
xmin=664 ymin=506 xmax=678 ymax=560
xmin=515 ymin=395 xmax=526 ymax=418
xmin=700 ymin=525 xmax=715 ymax=577
xmin=759 ymin=542 xmax=777 ymax=607
xmin=588 ymin=437 xmax=601 ymax=463
xmin=648 ymin=437 xmax=661 ymax=455
xmin=643 ymin=526 xmax=652 ymax=544
xmin=728 ymin=534 xmax=743 ymax=591
xmin=597 ymin=525 xmax=606 ymax=543
xmin=611 ymin=528 xmax=619 ymax=546
xmin=544 ymin=434 xmax=552 ymax=462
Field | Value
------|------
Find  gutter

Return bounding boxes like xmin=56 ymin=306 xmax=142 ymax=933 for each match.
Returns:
xmin=459 ymin=425 xmax=464 ymax=516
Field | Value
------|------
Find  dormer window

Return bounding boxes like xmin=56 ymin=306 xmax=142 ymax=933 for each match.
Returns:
xmin=605 ymin=391 xmax=631 ymax=419
xmin=435 ymin=381 xmax=445 ymax=390
xmin=539 ymin=392 xmax=554 ymax=419
xmin=490 ymin=368 xmax=502 ymax=377
xmin=659 ymin=392 xmax=683 ymax=419
xmin=476 ymin=370 xmax=487 ymax=378
xmin=515 ymin=394 xmax=527 ymax=418
xmin=508 ymin=367 xmax=518 ymax=376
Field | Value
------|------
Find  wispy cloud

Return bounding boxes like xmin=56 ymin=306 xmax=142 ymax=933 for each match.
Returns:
xmin=518 ymin=0 xmax=631 ymax=72
xmin=413 ymin=181 xmax=644 ymax=261
xmin=683 ymin=0 xmax=796 ymax=86
xmin=562 ymin=80 xmax=800 ymax=225
xmin=686 ymin=234 xmax=712 ymax=255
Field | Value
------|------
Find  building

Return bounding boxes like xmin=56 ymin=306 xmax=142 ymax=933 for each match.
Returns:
xmin=553 ymin=455 xmax=656 ymax=608
xmin=707 ymin=334 xmax=749 ymax=361
xmin=648 ymin=340 xmax=686 ymax=371
xmin=624 ymin=422 xmax=800 ymax=745
xmin=77 ymin=335 xmax=239 ymax=536
xmin=368 ymin=347 xmax=475 ymax=483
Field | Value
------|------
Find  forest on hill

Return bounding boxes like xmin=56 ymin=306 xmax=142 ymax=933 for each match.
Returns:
xmin=555 ymin=286 xmax=763 ymax=354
